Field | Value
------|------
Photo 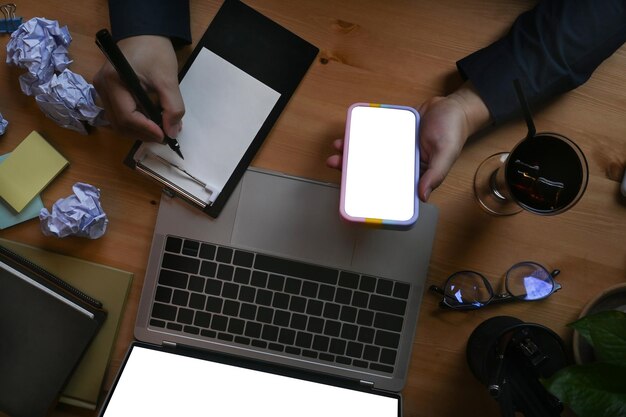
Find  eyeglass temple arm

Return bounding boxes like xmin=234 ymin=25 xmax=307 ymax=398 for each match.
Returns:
xmin=428 ymin=285 xmax=457 ymax=309
xmin=429 ymin=285 xmax=445 ymax=295
xmin=551 ymin=268 xmax=563 ymax=292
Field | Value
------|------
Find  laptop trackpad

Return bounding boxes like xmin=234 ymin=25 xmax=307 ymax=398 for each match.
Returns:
xmin=231 ymin=171 xmax=356 ymax=267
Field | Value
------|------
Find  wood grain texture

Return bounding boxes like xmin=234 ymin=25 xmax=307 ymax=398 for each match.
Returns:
xmin=0 ymin=1 xmax=623 ymax=416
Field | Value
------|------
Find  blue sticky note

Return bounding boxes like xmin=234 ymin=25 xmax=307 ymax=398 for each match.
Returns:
xmin=0 ymin=153 xmax=45 ymax=229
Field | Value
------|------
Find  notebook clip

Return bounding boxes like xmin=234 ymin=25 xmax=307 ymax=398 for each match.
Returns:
xmin=136 ymin=151 xmax=222 ymax=207
xmin=0 ymin=3 xmax=22 ymax=34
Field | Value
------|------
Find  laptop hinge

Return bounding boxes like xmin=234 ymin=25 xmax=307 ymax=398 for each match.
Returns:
xmin=162 ymin=340 xmax=177 ymax=348
xmin=359 ymin=380 xmax=375 ymax=388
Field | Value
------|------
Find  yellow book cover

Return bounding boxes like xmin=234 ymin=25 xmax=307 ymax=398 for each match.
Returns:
xmin=0 ymin=238 xmax=133 ymax=409
xmin=0 ymin=131 xmax=68 ymax=212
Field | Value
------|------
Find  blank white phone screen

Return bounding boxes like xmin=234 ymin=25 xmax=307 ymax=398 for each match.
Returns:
xmin=344 ymin=106 xmax=416 ymax=221
xmin=102 ymin=347 xmax=399 ymax=417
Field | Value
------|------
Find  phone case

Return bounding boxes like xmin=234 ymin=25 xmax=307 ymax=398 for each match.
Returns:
xmin=340 ymin=103 xmax=420 ymax=230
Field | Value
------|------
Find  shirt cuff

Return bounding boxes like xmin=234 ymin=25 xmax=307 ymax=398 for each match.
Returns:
xmin=109 ymin=0 xmax=192 ymax=46
xmin=456 ymin=38 xmax=523 ymax=125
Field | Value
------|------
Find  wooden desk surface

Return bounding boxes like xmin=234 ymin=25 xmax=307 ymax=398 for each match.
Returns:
xmin=1 ymin=1 xmax=624 ymax=416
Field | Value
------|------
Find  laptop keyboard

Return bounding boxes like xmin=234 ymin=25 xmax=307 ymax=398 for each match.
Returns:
xmin=149 ymin=235 xmax=411 ymax=375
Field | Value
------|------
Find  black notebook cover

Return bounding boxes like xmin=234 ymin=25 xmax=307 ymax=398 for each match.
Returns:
xmin=125 ymin=0 xmax=319 ymax=217
xmin=0 ymin=246 xmax=106 ymax=417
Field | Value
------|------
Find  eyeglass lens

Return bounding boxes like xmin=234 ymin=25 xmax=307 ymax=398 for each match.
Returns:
xmin=444 ymin=272 xmax=491 ymax=308
xmin=506 ymin=262 xmax=554 ymax=300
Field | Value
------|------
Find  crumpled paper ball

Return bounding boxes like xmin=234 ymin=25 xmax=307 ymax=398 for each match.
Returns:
xmin=6 ymin=17 xmax=72 ymax=96
xmin=0 ymin=112 xmax=7 ymax=135
xmin=35 ymin=69 xmax=107 ymax=134
xmin=39 ymin=182 xmax=108 ymax=239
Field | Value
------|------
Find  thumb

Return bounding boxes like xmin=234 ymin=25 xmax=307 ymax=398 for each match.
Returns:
xmin=155 ymin=79 xmax=185 ymax=138
xmin=418 ymin=151 xmax=458 ymax=202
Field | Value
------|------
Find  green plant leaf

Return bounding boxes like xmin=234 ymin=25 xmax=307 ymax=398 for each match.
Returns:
xmin=590 ymin=323 xmax=626 ymax=362
xmin=570 ymin=317 xmax=594 ymax=347
xmin=569 ymin=310 xmax=626 ymax=359
xmin=544 ymin=361 xmax=626 ymax=417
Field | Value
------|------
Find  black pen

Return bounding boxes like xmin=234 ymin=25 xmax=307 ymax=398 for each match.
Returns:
xmin=95 ymin=28 xmax=184 ymax=159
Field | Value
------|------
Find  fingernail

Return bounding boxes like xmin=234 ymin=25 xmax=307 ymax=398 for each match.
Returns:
xmin=424 ymin=188 xmax=431 ymax=201
xmin=166 ymin=122 xmax=182 ymax=138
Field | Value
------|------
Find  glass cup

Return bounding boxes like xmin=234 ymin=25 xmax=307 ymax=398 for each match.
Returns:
xmin=474 ymin=81 xmax=589 ymax=216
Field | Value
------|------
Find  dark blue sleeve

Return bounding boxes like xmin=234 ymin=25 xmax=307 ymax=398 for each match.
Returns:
xmin=109 ymin=0 xmax=191 ymax=46
xmin=457 ymin=0 xmax=626 ymax=124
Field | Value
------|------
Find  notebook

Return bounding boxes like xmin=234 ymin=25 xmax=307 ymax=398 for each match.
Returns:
xmin=0 ymin=238 xmax=133 ymax=410
xmin=98 ymin=167 xmax=438 ymax=415
xmin=0 ymin=244 xmax=106 ymax=417
xmin=125 ymin=0 xmax=318 ymax=218
xmin=0 ymin=130 xmax=68 ymax=212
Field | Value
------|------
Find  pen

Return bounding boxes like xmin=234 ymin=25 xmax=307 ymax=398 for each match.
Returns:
xmin=95 ymin=28 xmax=184 ymax=159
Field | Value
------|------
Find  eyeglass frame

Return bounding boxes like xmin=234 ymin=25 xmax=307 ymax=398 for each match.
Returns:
xmin=429 ymin=261 xmax=562 ymax=310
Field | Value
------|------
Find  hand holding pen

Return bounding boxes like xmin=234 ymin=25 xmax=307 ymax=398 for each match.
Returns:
xmin=93 ymin=30 xmax=185 ymax=159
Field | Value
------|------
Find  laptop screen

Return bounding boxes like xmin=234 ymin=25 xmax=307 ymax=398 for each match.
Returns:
xmin=101 ymin=344 xmax=400 ymax=417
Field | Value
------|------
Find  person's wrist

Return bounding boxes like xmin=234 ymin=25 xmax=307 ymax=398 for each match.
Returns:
xmin=117 ymin=34 xmax=172 ymax=46
xmin=446 ymin=81 xmax=491 ymax=137
xmin=116 ymin=35 xmax=175 ymax=61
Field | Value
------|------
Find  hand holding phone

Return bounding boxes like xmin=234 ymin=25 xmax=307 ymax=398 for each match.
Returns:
xmin=340 ymin=103 xmax=420 ymax=230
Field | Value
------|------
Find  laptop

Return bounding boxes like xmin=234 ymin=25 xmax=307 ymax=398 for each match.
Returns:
xmin=98 ymin=167 xmax=438 ymax=416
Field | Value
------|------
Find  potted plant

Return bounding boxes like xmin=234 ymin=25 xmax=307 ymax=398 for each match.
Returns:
xmin=543 ymin=310 xmax=626 ymax=417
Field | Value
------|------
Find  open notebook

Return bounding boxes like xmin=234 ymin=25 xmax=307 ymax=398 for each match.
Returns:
xmin=132 ymin=48 xmax=280 ymax=206
xmin=125 ymin=0 xmax=318 ymax=218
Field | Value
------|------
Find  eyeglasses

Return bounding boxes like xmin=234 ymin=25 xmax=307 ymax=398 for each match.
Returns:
xmin=429 ymin=261 xmax=561 ymax=310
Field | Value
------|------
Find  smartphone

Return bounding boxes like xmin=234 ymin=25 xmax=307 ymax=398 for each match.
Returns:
xmin=340 ymin=103 xmax=420 ymax=230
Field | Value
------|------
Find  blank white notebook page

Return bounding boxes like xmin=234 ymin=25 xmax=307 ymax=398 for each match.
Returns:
xmin=134 ymin=48 xmax=281 ymax=204
xmin=102 ymin=347 xmax=399 ymax=417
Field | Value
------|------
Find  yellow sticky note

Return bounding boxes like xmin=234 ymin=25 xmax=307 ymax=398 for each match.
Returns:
xmin=0 ymin=131 xmax=69 ymax=212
